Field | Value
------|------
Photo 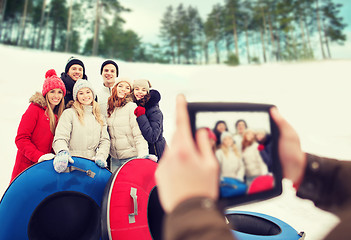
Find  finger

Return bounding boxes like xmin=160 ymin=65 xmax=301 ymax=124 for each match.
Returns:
xmin=196 ymin=129 xmax=215 ymax=159
xmin=175 ymin=94 xmax=193 ymax=141
xmin=68 ymin=157 xmax=74 ymax=164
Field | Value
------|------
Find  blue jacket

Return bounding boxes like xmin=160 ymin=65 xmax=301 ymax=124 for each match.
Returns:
xmin=136 ymin=90 xmax=166 ymax=159
xmin=258 ymin=134 xmax=272 ymax=172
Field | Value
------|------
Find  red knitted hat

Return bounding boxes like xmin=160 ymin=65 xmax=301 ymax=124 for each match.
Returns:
xmin=42 ymin=69 xmax=66 ymax=97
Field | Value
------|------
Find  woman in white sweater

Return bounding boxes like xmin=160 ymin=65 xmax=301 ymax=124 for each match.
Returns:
xmin=52 ymin=79 xmax=110 ymax=173
xmin=106 ymin=77 xmax=148 ymax=172
xmin=215 ymin=131 xmax=245 ymax=181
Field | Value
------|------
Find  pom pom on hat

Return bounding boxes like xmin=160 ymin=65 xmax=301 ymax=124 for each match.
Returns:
xmin=42 ymin=69 xmax=66 ymax=97
xmin=45 ymin=69 xmax=57 ymax=79
xmin=73 ymin=79 xmax=95 ymax=101
xmin=100 ymin=60 xmax=119 ymax=76
xmin=133 ymin=79 xmax=152 ymax=93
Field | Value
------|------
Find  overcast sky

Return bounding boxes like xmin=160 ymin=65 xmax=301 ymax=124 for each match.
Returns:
xmin=121 ymin=0 xmax=226 ymax=43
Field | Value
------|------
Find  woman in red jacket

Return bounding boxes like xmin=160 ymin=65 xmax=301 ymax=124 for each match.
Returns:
xmin=11 ymin=69 xmax=66 ymax=182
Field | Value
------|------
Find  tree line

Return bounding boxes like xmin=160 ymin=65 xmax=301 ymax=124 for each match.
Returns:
xmin=0 ymin=0 xmax=347 ymax=65
xmin=160 ymin=0 xmax=347 ymax=65
xmin=0 ymin=0 xmax=149 ymax=61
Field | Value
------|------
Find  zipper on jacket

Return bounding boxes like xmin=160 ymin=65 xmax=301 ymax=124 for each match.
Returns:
xmin=153 ymin=144 xmax=158 ymax=157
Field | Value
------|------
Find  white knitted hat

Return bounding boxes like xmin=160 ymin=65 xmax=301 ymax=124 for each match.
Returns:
xmin=73 ymin=79 xmax=95 ymax=101
xmin=133 ymin=79 xmax=152 ymax=93
xmin=220 ymin=131 xmax=233 ymax=143
xmin=114 ymin=76 xmax=133 ymax=90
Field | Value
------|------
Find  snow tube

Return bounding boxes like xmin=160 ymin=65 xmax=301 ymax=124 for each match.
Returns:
xmin=101 ymin=158 xmax=164 ymax=240
xmin=220 ymin=177 xmax=247 ymax=198
xmin=0 ymin=157 xmax=111 ymax=240
xmin=225 ymin=210 xmax=305 ymax=240
xmin=247 ymin=175 xmax=274 ymax=194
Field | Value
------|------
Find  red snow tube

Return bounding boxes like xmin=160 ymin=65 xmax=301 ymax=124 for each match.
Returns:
xmin=101 ymin=158 xmax=164 ymax=240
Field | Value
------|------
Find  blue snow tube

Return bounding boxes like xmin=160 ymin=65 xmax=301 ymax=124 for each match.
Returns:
xmin=0 ymin=157 xmax=111 ymax=240
xmin=225 ymin=210 xmax=305 ymax=240
xmin=220 ymin=177 xmax=247 ymax=198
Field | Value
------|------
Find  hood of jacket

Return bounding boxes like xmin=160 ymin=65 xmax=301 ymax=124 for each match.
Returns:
xmin=29 ymin=92 xmax=47 ymax=109
xmin=145 ymin=89 xmax=161 ymax=110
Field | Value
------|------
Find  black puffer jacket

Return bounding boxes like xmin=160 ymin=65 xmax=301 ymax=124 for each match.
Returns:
xmin=136 ymin=89 xmax=167 ymax=159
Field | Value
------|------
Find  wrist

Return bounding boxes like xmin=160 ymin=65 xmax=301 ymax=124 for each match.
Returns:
xmin=171 ymin=197 xmax=217 ymax=214
xmin=169 ymin=195 xmax=216 ymax=214
xmin=293 ymin=152 xmax=307 ymax=189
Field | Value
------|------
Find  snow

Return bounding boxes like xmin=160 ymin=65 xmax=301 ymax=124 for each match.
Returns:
xmin=1 ymin=44 xmax=351 ymax=239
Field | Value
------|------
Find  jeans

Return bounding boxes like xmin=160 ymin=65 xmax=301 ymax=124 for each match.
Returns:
xmin=110 ymin=157 xmax=136 ymax=173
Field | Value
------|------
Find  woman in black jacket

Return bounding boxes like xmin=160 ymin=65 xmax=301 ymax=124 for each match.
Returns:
xmin=132 ymin=79 xmax=167 ymax=161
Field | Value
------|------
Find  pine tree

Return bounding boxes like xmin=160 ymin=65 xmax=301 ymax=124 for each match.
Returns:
xmin=183 ymin=6 xmax=202 ymax=64
xmin=35 ymin=0 xmax=47 ymax=49
xmin=224 ymin=0 xmax=241 ymax=61
xmin=205 ymin=4 xmax=225 ymax=64
xmin=321 ymin=0 xmax=346 ymax=58
xmin=48 ymin=0 xmax=67 ymax=51
xmin=17 ymin=0 xmax=29 ymax=46
xmin=0 ymin=0 xmax=8 ymax=39
xmin=160 ymin=6 xmax=176 ymax=64
xmin=92 ymin=0 xmax=129 ymax=56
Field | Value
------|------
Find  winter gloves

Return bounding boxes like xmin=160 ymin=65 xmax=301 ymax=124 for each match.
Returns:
xmin=143 ymin=154 xmax=158 ymax=162
xmin=38 ymin=153 xmax=56 ymax=162
xmin=53 ymin=150 xmax=74 ymax=173
xmin=94 ymin=155 xmax=107 ymax=168
xmin=53 ymin=151 xmax=107 ymax=172
xmin=134 ymin=106 xmax=145 ymax=117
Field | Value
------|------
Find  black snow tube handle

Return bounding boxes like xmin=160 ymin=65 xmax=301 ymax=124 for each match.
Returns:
xmin=129 ymin=187 xmax=138 ymax=223
xmin=298 ymin=232 xmax=306 ymax=239
xmin=63 ymin=166 xmax=96 ymax=178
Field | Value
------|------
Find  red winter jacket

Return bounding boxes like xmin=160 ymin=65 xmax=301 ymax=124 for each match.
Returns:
xmin=11 ymin=93 xmax=56 ymax=182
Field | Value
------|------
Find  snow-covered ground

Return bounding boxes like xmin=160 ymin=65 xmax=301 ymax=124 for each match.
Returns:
xmin=1 ymin=44 xmax=351 ymax=239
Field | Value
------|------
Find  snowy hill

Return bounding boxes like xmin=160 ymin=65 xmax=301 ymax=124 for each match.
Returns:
xmin=1 ymin=44 xmax=351 ymax=239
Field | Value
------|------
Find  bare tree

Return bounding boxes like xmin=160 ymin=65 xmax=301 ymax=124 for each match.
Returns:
xmin=92 ymin=0 xmax=100 ymax=56
xmin=36 ymin=0 xmax=47 ymax=49
xmin=0 ymin=0 xmax=8 ymax=39
xmin=65 ymin=0 xmax=73 ymax=52
xmin=316 ymin=0 xmax=326 ymax=59
xmin=17 ymin=0 xmax=29 ymax=46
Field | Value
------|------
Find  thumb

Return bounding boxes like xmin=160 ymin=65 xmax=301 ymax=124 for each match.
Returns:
xmin=68 ymin=156 xmax=74 ymax=164
xmin=270 ymin=107 xmax=290 ymax=133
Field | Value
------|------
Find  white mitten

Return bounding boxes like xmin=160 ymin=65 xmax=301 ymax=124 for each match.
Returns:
xmin=53 ymin=150 xmax=74 ymax=173
xmin=94 ymin=155 xmax=107 ymax=168
xmin=38 ymin=153 xmax=56 ymax=162
xmin=143 ymin=154 xmax=158 ymax=162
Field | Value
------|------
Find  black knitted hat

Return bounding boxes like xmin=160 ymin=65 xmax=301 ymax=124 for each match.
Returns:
xmin=100 ymin=60 xmax=119 ymax=76
xmin=65 ymin=57 xmax=87 ymax=79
